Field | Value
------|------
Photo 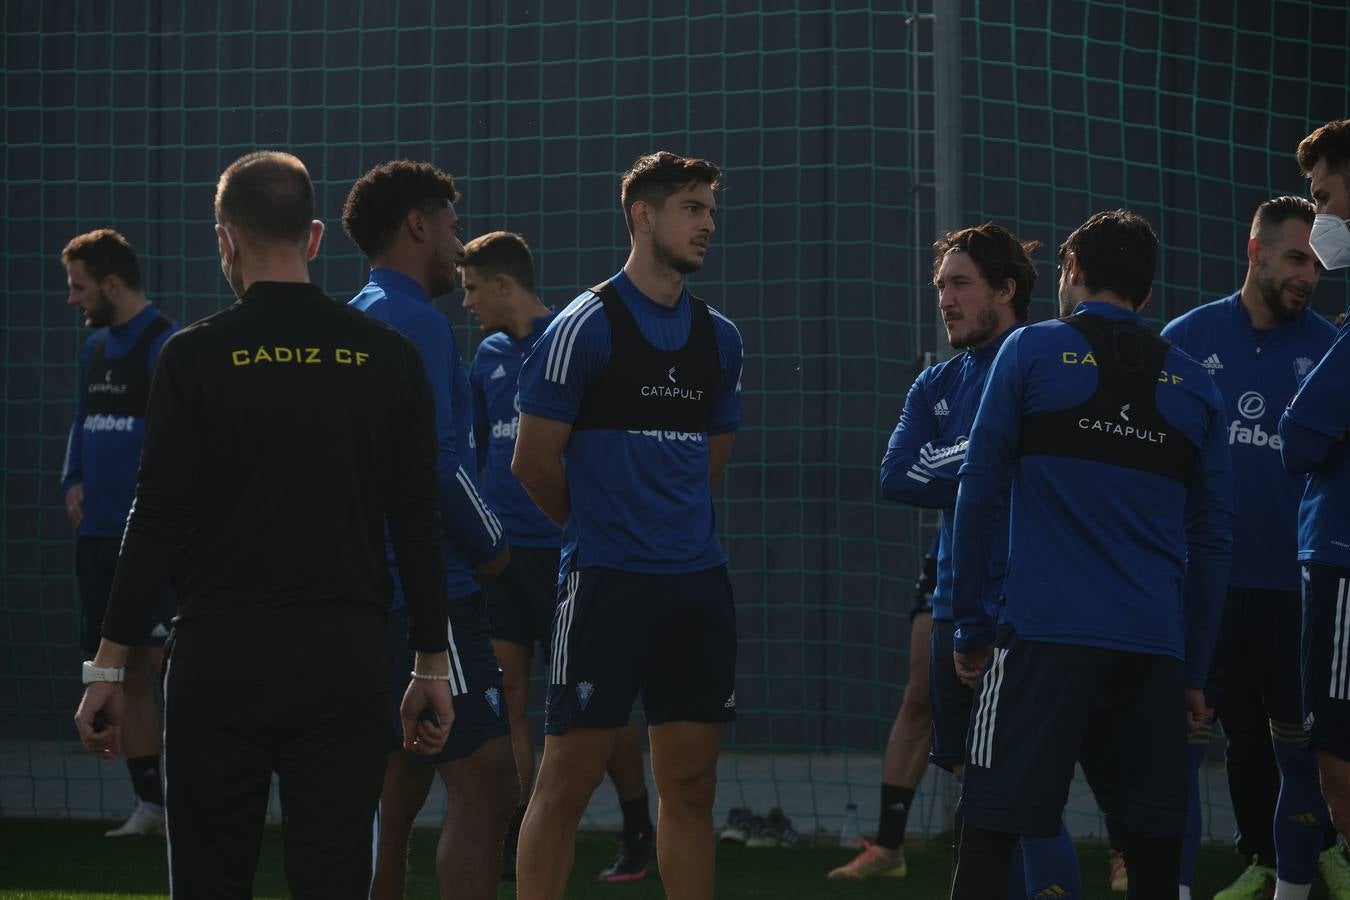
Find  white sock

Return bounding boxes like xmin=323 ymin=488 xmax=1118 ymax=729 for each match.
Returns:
xmin=1178 ymin=885 xmax=1191 ymax=900
xmin=1274 ymin=880 xmax=1312 ymax=900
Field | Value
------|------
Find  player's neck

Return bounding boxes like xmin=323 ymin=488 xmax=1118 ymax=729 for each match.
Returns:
xmin=371 ymin=250 xmax=433 ymax=298
xmin=504 ymin=295 xmax=550 ymax=340
xmin=622 ymin=254 xmax=684 ymax=307
xmin=109 ymin=293 xmax=150 ymax=327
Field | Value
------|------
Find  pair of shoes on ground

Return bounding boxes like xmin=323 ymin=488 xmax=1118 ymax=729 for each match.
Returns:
xmin=105 ymin=800 xmax=165 ymax=838
xmin=718 ymin=807 xmax=801 ymax=848
xmin=827 ymin=841 xmax=908 ymax=880
xmin=1159 ymin=841 xmax=1350 ymax=900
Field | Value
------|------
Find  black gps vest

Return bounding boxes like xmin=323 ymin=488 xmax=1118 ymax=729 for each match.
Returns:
xmin=572 ymin=282 xmax=720 ymax=432
xmin=84 ymin=314 xmax=173 ymax=418
xmin=1018 ymin=313 xmax=1199 ymax=483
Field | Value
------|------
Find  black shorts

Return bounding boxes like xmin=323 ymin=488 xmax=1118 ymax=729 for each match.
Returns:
xmin=1301 ymin=563 xmax=1350 ymax=760
xmin=76 ymin=536 xmax=175 ymax=652
xmin=484 ymin=546 xmax=560 ymax=653
xmin=544 ymin=565 xmax=736 ymax=735
xmin=959 ymin=626 xmax=1187 ymax=838
xmin=928 ymin=619 xmax=974 ymax=772
xmin=385 ymin=593 xmax=510 ymax=763
xmin=1207 ymin=586 xmax=1302 ymax=734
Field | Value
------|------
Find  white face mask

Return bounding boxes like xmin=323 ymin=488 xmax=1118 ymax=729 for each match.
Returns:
xmin=1310 ymin=213 xmax=1350 ymax=271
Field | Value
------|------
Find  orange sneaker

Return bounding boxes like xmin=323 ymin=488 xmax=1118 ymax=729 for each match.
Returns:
xmin=826 ymin=841 xmax=907 ymax=880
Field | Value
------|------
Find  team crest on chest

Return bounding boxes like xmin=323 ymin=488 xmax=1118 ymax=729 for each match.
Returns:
xmin=1295 ymin=356 xmax=1315 ymax=378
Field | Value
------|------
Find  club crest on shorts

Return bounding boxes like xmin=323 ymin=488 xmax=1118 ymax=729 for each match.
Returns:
xmin=484 ymin=686 xmax=502 ymax=717
xmin=576 ymin=681 xmax=595 ymax=710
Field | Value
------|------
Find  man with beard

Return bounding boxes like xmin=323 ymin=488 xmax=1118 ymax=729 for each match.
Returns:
xmin=511 ymin=152 xmax=743 ymax=900
xmin=1164 ymin=196 xmax=1342 ymax=900
xmin=1281 ymin=118 xmax=1350 ymax=850
xmin=343 ymin=160 xmax=516 ymax=900
xmin=60 ymin=229 xmax=177 ymax=838
xmin=878 ymin=223 xmax=1084 ymax=898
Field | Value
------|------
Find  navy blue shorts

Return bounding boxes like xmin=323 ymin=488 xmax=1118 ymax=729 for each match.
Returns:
xmin=76 ymin=536 xmax=175 ymax=652
xmin=385 ymin=593 xmax=510 ymax=763
xmin=1301 ymin=563 xmax=1350 ymax=760
xmin=959 ymin=626 xmax=1187 ymax=838
xmin=544 ymin=565 xmax=736 ymax=735
xmin=928 ymin=619 xmax=974 ymax=772
xmin=484 ymin=546 xmax=560 ymax=654
xmin=1208 ymin=586 xmax=1302 ymax=735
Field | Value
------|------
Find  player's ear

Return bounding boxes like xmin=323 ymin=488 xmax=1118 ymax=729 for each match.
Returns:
xmin=1246 ymin=236 xmax=1262 ymax=267
xmin=495 ymin=273 xmax=513 ymax=297
xmin=215 ymin=224 xmax=236 ymax=264
xmin=999 ymin=276 xmax=1015 ymax=304
xmin=306 ymin=220 xmax=324 ymax=262
xmin=631 ymin=200 xmax=652 ymax=234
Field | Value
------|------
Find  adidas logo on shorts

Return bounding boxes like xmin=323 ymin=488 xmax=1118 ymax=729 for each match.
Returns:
xmin=1201 ymin=353 xmax=1223 ymax=374
xmin=724 ymin=691 xmax=736 ymax=709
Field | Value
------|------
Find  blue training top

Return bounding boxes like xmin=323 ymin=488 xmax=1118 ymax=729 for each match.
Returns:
xmin=469 ymin=312 xmax=562 ymax=549
xmin=1280 ymin=314 xmax=1350 ymax=572
xmin=61 ymin=303 xmax=178 ymax=538
xmin=1163 ymin=292 xmax=1335 ymax=591
xmin=879 ymin=326 xmax=1017 ymax=622
xmin=516 ymin=268 xmax=743 ymax=575
xmin=349 ymin=268 xmax=505 ymax=605
xmin=951 ymin=302 xmax=1233 ymax=688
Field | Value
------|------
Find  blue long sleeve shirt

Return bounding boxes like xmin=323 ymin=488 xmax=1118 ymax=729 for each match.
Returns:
xmin=61 ymin=303 xmax=177 ymax=538
xmin=951 ymin=302 xmax=1233 ymax=688
xmin=1280 ymin=316 xmax=1350 ymax=571
xmin=350 ymin=268 xmax=504 ymax=605
xmin=880 ymin=326 xmax=1017 ymax=622
xmin=469 ymin=312 xmax=562 ymax=549
xmin=1163 ymin=292 xmax=1334 ymax=590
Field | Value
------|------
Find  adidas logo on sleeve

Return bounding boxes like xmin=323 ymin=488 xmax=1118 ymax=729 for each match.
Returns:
xmin=490 ymin=363 xmax=507 ymax=380
xmin=1201 ymin=354 xmax=1223 ymax=374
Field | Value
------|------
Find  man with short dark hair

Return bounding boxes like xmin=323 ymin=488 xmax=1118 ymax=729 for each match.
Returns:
xmin=511 ymin=152 xmax=743 ymax=900
xmin=948 ymin=210 xmax=1233 ymax=900
xmin=342 ymin=160 xmax=516 ymax=900
xmin=1281 ymin=119 xmax=1350 ymax=849
xmin=72 ymin=150 xmax=454 ymax=898
xmin=60 ymin=228 xmax=177 ymax=838
xmin=1165 ymin=196 xmax=1342 ymax=900
xmin=461 ymin=230 xmax=656 ymax=883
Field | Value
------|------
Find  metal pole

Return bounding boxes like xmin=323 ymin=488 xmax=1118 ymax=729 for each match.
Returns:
xmin=933 ymin=0 xmax=962 ymax=360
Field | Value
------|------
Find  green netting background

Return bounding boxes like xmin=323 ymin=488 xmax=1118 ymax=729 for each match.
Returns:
xmin=3 ymin=0 xmax=1349 ymax=843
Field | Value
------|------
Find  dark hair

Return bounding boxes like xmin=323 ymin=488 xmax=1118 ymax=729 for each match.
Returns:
xmin=214 ymin=151 xmax=315 ymax=243
xmin=1057 ymin=210 xmax=1158 ymax=310
xmin=931 ymin=223 xmax=1040 ymax=321
xmin=1297 ymin=119 xmax=1350 ymax=177
xmin=619 ymin=151 xmax=721 ymax=236
xmin=342 ymin=160 xmax=460 ymax=260
xmin=1251 ymin=195 xmax=1316 ymax=242
xmin=459 ymin=231 xmax=536 ymax=294
xmin=61 ymin=228 xmax=142 ymax=290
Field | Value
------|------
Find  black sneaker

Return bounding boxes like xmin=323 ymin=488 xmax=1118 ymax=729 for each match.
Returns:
xmin=500 ymin=805 xmax=525 ymax=882
xmin=597 ymin=829 xmax=654 ymax=883
xmin=718 ymin=807 xmax=755 ymax=844
xmin=746 ymin=808 xmax=800 ymax=847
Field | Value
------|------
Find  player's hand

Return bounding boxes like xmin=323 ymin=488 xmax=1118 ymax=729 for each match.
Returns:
xmin=400 ymin=678 xmax=454 ymax=755
xmin=74 ymin=682 xmax=124 ymax=758
xmin=64 ymin=484 xmax=84 ymax=529
xmin=954 ymin=647 xmax=992 ymax=689
xmin=1185 ymin=688 xmax=1212 ymax=737
xmin=476 ymin=544 xmax=511 ymax=579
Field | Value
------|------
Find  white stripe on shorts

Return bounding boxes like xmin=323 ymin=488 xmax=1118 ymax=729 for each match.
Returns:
xmin=551 ymin=572 xmax=579 ymax=685
xmin=447 ymin=620 xmax=468 ymax=697
xmin=969 ymin=647 xmax=1009 ymax=768
xmin=1333 ymin=577 xmax=1350 ymax=700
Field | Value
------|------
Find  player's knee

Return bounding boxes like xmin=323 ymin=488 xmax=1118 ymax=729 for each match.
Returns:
xmin=899 ymin=681 xmax=931 ymax=723
xmin=653 ymin=763 xmax=717 ymax=813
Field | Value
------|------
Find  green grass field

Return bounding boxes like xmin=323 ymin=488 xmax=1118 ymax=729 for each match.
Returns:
xmin=0 ymin=819 xmax=1334 ymax=899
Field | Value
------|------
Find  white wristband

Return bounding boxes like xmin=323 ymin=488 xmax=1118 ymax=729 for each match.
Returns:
xmin=409 ymin=670 xmax=453 ymax=681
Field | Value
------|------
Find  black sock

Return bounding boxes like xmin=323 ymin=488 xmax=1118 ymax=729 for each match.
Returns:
xmin=621 ymin=791 xmax=652 ymax=844
xmin=950 ymin=819 xmax=1019 ymax=900
xmin=1122 ymin=828 xmax=1181 ymax=900
xmin=876 ymin=783 xmax=915 ymax=850
xmin=126 ymin=755 xmax=163 ymax=806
